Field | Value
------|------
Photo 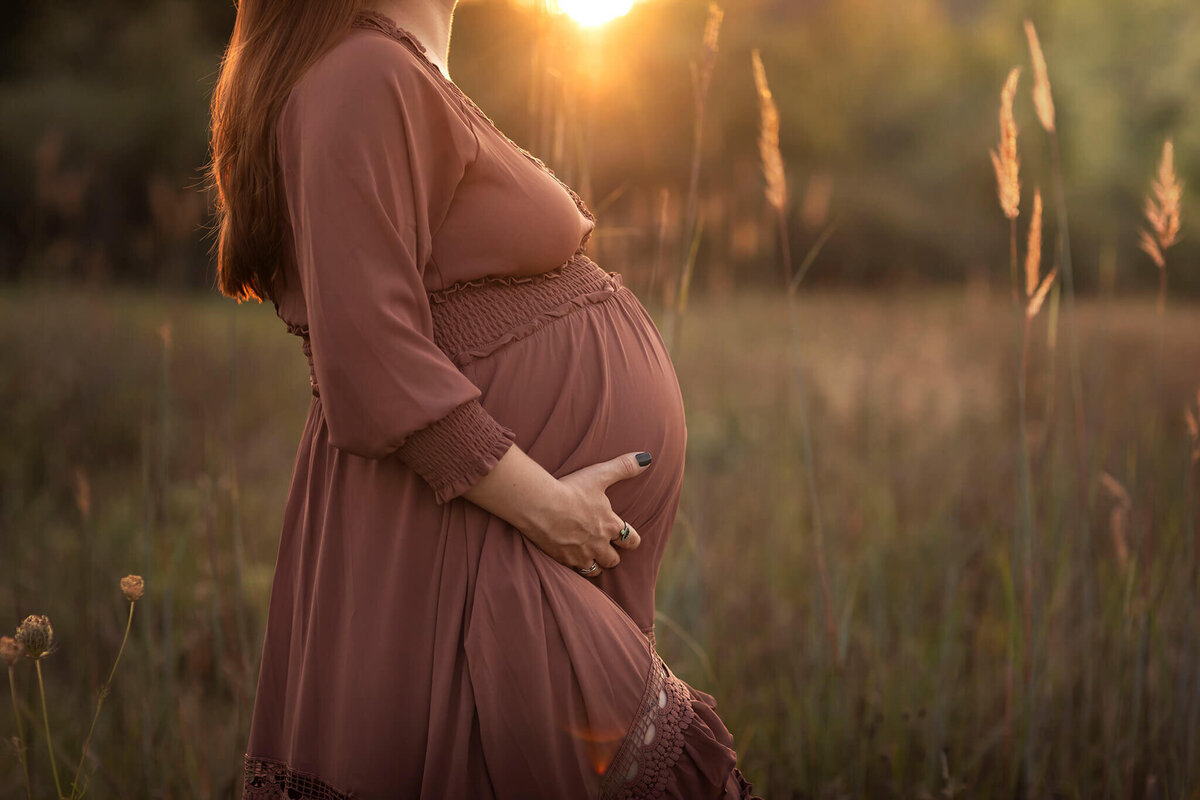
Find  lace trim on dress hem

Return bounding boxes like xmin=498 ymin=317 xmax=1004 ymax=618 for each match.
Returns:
xmin=599 ymin=649 xmax=697 ymax=800
xmin=242 ymin=653 xmax=703 ymax=800
xmin=243 ymin=754 xmax=355 ymax=800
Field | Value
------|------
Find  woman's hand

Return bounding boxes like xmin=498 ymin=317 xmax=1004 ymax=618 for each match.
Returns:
xmin=460 ymin=444 xmax=650 ymax=577
xmin=529 ymin=452 xmax=649 ymax=577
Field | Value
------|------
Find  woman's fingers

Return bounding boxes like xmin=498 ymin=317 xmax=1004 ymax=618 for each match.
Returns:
xmin=597 ymin=451 xmax=653 ymax=489
xmin=577 ymin=521 xmax=637 ymax=580
xmin=611 ymin=520 xmax=641 ymax=551
xmin=575 ymin=559 xmax=603 ymax=579
xmin=574 ymin=546 xmax=615 ymax=579
xmin=595 ymin=543 xmax=621 ymax=570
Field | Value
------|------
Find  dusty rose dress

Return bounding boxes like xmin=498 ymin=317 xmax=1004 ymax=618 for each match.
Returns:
xmin=242 ymin=9 xmax=758 ymax=799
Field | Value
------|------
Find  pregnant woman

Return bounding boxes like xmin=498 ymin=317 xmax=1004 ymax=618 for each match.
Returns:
xmin=207 ymin=1 xmax=758 ymax=797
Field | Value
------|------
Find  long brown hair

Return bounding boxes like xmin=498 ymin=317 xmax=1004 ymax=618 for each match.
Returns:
xmin=204 ymin=0 xmax=365 ymax=303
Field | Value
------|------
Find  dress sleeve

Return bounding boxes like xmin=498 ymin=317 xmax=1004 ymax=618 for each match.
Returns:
xmin=276 ymin=37 xmax=516 ymax=504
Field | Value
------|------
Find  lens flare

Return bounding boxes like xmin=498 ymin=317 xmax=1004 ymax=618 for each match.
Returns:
xmin=555 ymin=0 xmax=635 ymax=27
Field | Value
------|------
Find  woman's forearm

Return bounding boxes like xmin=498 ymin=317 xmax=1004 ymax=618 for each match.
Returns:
xmin=461 ymin=443 xmax=566 ymax=539
xmin=462 ymin=442 xmax=649 ymax=573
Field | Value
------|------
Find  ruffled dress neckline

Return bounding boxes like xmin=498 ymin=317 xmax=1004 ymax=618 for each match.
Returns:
xmin=351 ymin=7 xmax=597 ymax=245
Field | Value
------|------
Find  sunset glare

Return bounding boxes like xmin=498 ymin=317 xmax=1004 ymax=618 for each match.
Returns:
xmin=555 ymin=0 xmax=634 ymax=27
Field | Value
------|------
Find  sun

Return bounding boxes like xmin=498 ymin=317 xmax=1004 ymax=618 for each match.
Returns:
xmin=555 ymin=0 xmax=635 ymax=27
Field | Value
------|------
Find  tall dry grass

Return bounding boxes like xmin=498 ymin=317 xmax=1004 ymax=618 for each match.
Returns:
xmin=750 ymin=45 xmax=838 ymax=664
xmin=4 ymin=280 xmax=1200 ymax=796
xmin=664 ymin=2 xmax=724 ymax=354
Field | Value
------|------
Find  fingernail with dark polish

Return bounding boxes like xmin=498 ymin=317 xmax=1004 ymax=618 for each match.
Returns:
xmin=636 ymin=452 xmax=652 ymax=467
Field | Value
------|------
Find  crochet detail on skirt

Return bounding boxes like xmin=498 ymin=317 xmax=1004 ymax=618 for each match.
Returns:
xmin=242 ymin=652 xmax=701 ymax=800
xmin=599 ymin=650 xmax=697 ymax=800
xmin=243 ymin=755 xmax=354 ymax=800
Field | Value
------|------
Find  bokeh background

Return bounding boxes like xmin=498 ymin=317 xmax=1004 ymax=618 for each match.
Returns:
xmin=2 ymin=0 xmax=1199 ymax=797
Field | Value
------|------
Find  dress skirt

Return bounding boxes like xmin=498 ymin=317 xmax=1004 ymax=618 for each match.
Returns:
xmin=242 ymin=251 xmax=758 ymax=799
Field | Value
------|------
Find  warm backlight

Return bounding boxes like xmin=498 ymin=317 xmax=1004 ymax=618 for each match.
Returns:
xmin=555 ymin=0 xmax=635 ymax=27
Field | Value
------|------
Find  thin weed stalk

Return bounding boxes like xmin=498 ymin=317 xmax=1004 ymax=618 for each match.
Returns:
xmin=34 ymin=660 xmax=64 ymax=799
xmin=1025 ymin=19 xmax=1090 ymax=521
xmin=667 ymin=3 xmax=722 ymax=353
xmin=1016 ymin=199 xmax=1057 ymax=796
xmin=1186 ymin=400 xmax=1200 ymax=785
xmin=783 ymin=226 xmax=839 ymax=664
xmin=753 ymin=47 xmax=838 ymax=663
xmin=6 ymin=661 xmax=33 ymax=800
xmin=649 ymin=188 xmax=670 ymax=304
xmin=989 ymin=64 xmax=1022 ymax=772
xmin=1014 ymin=301 xmax=1037 ymax=796
xmin=227 ymin=306 xmax=253 ymax=707
xmin=70 ymin=594 xmax=138 ymax=799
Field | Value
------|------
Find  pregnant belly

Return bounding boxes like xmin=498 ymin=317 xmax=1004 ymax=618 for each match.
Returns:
xmin=461 ymin=281 xmax=687 ymax=631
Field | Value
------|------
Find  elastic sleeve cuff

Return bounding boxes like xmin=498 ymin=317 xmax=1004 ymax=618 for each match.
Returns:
xmin=396 ymin=398 xmax=518 ymax=504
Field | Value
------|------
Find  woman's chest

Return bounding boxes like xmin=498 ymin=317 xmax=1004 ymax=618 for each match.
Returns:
xmin=429 ymin=120 xmax=596 ymax=290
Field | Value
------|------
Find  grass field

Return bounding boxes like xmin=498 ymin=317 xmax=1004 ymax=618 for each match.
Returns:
xmin=2 ymin=281 xmax=1199 ymax=798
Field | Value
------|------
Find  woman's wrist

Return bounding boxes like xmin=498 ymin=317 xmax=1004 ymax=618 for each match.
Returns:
xmin=460 ymin=442 xmax=569 ymax=541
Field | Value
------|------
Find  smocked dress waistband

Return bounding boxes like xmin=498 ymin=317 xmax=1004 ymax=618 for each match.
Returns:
xmin=428 ymin=250 xmax=624 ymax=368
xmin=287 ymin=250 xmax=624 ymax=398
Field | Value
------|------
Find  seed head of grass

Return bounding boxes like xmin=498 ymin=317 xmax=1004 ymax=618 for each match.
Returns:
xmin=1024 ymin=188 xmax=1057 ymax=319
xmin=1100 ymin=472 xmax=1132 ymax=571
xmin=73 ymin=467 xmax=91 ymax=520
xmin=1024 ymin=188 xmax=1044 ymax=297
xmin=1023 ymin=20 xmax=1056 ymax=133
xmin=990 ymin=67 xmax=1021 ymax=220
xmin=751 ymin=48 xmax=787 ymax=214
xmin=702 ymin=3 xmax=724 ymax=70
xmin=1026 ymin=267 xmax=1058 ymax=320
xmin=1139 ymin=230 xmax=1165 ymax=269
xmin=0 ymin=636 xmax=20 ymax=667
xmin=1187 ymin=389 xmax=1200 ymax=463
xmin=14 ymin=616 xmax=53 ymax=660
xmin=120 ymin=574 xmax=145 ymax=603
xmin=1141 ymin=139 xmax=1183 ymax=267
xmin=692 ymin=3 xmax=724 ymax=104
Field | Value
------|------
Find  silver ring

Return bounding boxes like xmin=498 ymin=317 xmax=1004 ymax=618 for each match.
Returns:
xmin=577 ymin=560 xmax=599 ymax=576
xmin=618 ymin=522 xmax=631 ymax=542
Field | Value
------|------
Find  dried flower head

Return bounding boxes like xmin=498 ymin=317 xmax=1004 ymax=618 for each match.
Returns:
xmin=990 ymin=68 xmax=1022 ymax=220
xmin=120 ymin=574 xmax=146 ymax=603
xmin=15 ymin=615 xmax=53 ymax=660
xmin=0 ymin=636 xmax=20 ymax=667
xmin=1142 ymin=139 xmax=1183 ymax=265
xmin=1024 ymin=20 xmax=1056 ymax=133
xmin=752 ymin=49 xmax=787 ymax=214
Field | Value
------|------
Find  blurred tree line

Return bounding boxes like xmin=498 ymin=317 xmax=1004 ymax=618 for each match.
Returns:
xmin=0 ymin=0 xmax=1196 ymax=294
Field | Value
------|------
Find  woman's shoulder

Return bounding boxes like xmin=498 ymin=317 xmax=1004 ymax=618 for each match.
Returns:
xmin=284 ymin=23 xmax=459 ymax=126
